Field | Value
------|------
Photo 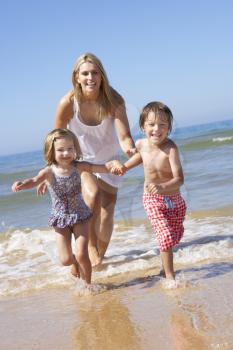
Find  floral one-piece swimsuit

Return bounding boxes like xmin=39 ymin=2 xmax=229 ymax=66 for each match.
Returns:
xmin=48 ymin=167 xmax=92 ymax=228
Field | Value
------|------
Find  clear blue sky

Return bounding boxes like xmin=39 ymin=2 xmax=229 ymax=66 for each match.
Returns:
xmin=1 ymin=0 xmax=233 ymax=155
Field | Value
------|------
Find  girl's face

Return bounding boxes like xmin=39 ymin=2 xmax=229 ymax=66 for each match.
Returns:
xmin=54 ymin=137 xmax=76 ymax=166
xmin=77 ymin=62 xmax=102 ymax=98
xmin=143 ymin=111 xmax=169 ymax=146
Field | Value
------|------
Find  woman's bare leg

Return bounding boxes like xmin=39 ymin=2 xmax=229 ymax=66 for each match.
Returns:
xmin=97 ymin=179 xmax=118 ymax=259
xmin=81 ymin=173 xmax=118 ymax=266
xmin=81 ymin=172 xmax=101 ymax=266
xmin=88 ymin=194 xmax=102 ymax=266
xmin=55 ymin=227 xmax=80 ymax=278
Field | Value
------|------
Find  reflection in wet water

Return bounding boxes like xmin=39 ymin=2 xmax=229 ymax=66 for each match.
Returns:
xmin=73 ymin=293 xmax=140 ymax=350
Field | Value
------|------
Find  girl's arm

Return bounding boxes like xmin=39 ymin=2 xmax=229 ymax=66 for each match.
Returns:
xmin=12 ymin=168 xmax=49 ymax=192
xmin=54 ymin=92 xmax=73 ymax=128
xmin=114 ymin=103 xmax=136 ymax=156
xmin=77 ymin=160 xmax=124 ymax=174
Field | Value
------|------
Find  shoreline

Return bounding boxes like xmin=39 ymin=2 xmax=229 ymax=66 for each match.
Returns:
xmin=1 ymin=257 xmax=233 ymax=349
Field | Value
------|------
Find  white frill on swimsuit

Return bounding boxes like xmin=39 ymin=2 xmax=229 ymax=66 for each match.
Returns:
xmin=68 ymin=98 xmax=122 ymax=188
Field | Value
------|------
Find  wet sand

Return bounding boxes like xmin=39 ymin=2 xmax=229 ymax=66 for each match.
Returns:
xmin=1 ymin=259 xmax=233 ymax=350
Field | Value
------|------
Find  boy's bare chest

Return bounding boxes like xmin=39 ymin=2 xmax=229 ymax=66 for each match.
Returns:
xmin=142 ymin=149 xmax=169 ymax=170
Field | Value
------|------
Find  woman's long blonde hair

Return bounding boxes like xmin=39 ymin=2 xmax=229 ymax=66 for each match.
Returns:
xmin=71 ymin=53 xmax=124 ymax=119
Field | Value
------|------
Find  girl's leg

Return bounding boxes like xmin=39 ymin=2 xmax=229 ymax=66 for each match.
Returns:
xmin=73 ymin=222 xmax=92 ymax=284
xmin=160 ymin=248 xmax=175 ymax=280
xmin=97 ymin=179 xmax=118 ymax=259
xmin=55 ymin=227 xmax=80 ymax=278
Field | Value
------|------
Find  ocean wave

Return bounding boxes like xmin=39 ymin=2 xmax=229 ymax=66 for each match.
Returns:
xmin=180 ymin=131 xmax=233 ymax=151
xmin=0 ymin=216 xmax=233 ymax=298
xmin=212 ymin=136 xmax=233 ymax=142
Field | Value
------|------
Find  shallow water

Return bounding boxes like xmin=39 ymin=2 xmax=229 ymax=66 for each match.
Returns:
xmin=1 ymin=259 xmax=233 ymax=350
xmin=0 ymin=119 xmax=233 ymax=348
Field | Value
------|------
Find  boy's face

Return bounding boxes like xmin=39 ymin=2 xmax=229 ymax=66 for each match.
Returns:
xmin=142 ymin=111 xmax=169 ymax=146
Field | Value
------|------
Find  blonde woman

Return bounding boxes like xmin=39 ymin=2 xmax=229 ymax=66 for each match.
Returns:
xmin=43 ymin=53 xmax=135 ymax=266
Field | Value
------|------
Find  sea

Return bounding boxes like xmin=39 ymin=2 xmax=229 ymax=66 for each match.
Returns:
xmin=0 ymin=118 xmax=233 ymax=298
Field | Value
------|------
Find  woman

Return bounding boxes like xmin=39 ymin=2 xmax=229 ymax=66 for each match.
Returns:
xmin=54 ymin=53 xmax=135 ymax=266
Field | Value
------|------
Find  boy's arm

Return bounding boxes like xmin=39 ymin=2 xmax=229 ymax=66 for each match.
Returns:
xmin=123 ymin=152 xmax=143 ymax=171
xmin=163 ymin=145 xmax=184 ymax=190
xmin=12 ymin=168 xmax=49 ymax=192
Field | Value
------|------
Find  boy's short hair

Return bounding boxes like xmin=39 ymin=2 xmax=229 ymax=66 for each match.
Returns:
xmin=139 ymin=101 xmax=173 ymax=134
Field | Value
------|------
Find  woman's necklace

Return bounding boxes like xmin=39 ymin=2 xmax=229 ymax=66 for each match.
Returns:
xmin=79 ymin=101 xmax=102 ymax=126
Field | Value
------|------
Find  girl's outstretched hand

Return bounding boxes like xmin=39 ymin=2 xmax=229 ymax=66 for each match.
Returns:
xmin=12 ymin=181 xmax=23 ymax=192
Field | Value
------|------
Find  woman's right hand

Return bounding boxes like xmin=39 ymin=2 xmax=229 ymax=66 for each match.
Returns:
xmin=37 ymin=181 xmax=47 ymax=196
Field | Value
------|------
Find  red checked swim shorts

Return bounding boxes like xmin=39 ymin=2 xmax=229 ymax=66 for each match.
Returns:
xmin=143 ymin=192 xmax=186 ymax=251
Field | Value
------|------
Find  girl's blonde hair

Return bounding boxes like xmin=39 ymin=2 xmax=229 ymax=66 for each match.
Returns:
xmin=44 ymin=129 xmax=81 ymax=165
xmin=71 ymin=53 xmax=124 ymax=120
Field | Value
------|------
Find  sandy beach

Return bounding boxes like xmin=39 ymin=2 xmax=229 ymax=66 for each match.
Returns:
xmin=1 ymin=120 xmax=233 ymax=349
xmin=1 ymin=255 xmax=233 ymax=350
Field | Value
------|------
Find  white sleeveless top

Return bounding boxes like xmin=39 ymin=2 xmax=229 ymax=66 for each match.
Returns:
xmin=68 ymin=98 xmax=122 ymax=188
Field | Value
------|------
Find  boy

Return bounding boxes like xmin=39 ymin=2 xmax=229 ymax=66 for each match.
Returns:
xmin=114 ymin=101 xmax=186 ymax=279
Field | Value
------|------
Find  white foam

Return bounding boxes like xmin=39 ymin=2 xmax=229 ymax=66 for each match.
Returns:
xmin=0 ymin=216 xmax=232 ymax=297
xmin=212 ymin=136 xmax=233 ymax=142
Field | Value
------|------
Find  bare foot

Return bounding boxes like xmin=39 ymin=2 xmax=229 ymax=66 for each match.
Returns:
xmin=71 ymin=262 xmax=80 ymax=278
xmin=88 ymin=246 xmax=102 ymax=267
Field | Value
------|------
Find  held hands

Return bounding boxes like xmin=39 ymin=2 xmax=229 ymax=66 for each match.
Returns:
xmin=105 ymin=160 xmax=127 ymax=176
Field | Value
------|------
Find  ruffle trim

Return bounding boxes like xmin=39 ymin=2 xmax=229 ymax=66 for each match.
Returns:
xmin=48 ymin=212 xmax=92 ymax=228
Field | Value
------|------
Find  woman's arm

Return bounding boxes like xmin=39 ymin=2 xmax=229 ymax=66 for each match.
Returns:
xmin=54 ymin=92 xmax=73 ymax=128
xmin=12 ymin=168 xmax=49 ymax=192
xmin=37 ymin=93 xmax=73 ymax=196
xmin=114 ymin=103 xmax=136 ymax=156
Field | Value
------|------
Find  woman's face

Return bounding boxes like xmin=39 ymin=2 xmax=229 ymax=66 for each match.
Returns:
xmin=77 ymin=62 xmax=102 ymax=98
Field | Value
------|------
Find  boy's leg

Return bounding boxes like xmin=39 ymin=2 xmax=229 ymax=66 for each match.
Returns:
xmin=55 ymin=227 xmax=80 ymax=277
xmin=160 ymin=248 xmax=175 ymax=280
xmin=73 ymin=222 xmax=92 ymax=284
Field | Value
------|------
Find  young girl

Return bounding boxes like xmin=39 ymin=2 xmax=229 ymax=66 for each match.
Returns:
xmin=12 ymin=128 xmax=119 ymax=285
